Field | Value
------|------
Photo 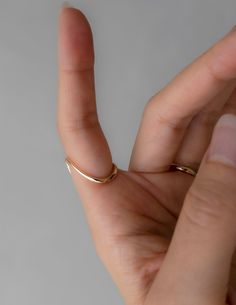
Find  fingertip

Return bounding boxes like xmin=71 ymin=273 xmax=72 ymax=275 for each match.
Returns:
xmin=60 ymin=5 xmax=91 ymax=29
xmin=59 ymin=5 xmax=94 ymax=70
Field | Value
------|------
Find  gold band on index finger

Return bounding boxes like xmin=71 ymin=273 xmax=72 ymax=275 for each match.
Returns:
xmin=65 ymin=157 xmax=118 ymax=184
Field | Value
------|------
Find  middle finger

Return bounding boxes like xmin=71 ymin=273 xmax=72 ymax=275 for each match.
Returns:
xmin=174 ymin=80 xmax=236 ymax=169
xmin=129 ymin=27 xmax=236 ymax=173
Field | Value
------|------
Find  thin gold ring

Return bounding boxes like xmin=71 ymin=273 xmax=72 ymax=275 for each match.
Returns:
xmin=65 ymin=157 xmax=118 ymax=184
xmin=169 ymin=163 xmax=198 ymax=177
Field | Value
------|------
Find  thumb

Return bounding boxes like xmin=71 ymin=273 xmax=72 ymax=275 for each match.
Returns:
xmin=146 ymin=113 xmax=236 ymax=305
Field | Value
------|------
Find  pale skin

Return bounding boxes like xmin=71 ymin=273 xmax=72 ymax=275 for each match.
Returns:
xmin=57 ymin=6 xmax=236 ymax=305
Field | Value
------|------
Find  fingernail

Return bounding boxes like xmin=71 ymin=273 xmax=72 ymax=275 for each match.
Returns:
xmin=61 ymin=1 xmax=73 ymax=8
xmin=208 ymin=114 xmax=236 ymax=167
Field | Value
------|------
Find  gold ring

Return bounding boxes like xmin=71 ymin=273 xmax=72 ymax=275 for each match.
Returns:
xmin=169 ymin=163 xmax=198 ymax=177
xmin=65 ymin=157 xmax=118 ymax=184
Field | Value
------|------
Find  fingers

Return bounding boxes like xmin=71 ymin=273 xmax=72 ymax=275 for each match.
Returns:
xmin=57 ymin=7 xmax=113 ymax=181
xmin=129 ymin=27 xmax=236 ymax=172
xmin=146 ymin=114 xmax=236 ymax=305
xmin=174 ymin=80 xmax=236 ymax=169
xmin=222 ymin=86 xmax=236 ymax=115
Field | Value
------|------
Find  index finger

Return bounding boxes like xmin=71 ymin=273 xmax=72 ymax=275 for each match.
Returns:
xmin=57 ymin=6 xmax=113 ymax=180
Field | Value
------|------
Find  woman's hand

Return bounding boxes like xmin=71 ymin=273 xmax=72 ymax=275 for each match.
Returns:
xmin=57 ymin=6 xmax=236 ymax=305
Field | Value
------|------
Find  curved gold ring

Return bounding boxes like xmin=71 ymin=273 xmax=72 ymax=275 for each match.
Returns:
xmin=169 ymin=163 xmax=198 ymax=177
xmin=65 ymin=157 xmax=118 ymax=184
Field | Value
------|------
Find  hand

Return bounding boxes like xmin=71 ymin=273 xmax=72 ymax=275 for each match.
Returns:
xmin=57 ymin=6 xmax=236 ymax=305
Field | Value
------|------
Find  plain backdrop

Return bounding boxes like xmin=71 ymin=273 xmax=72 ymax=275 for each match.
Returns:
xmin=1 ymin=1 xmax=236 ymax=304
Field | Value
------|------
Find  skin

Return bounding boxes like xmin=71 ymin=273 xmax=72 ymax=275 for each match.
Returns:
xmin=57 ymin=6 xmax=236 ymax=305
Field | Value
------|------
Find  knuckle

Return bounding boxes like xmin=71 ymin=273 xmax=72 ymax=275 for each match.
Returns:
xmin=143 ymin=96 xmax=188 ymax=132
xmin=205 ymin=42 xmax=236 ymax=83
xmin=58 ymin=111 xmax=99 ymax=135
xmin=184 ymin=178 xmax=234 ymax=228
xmin=143 ymin=95 xmax=158 ymax=114
xmin=205 ymin=59 xmax=226 ymax=83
